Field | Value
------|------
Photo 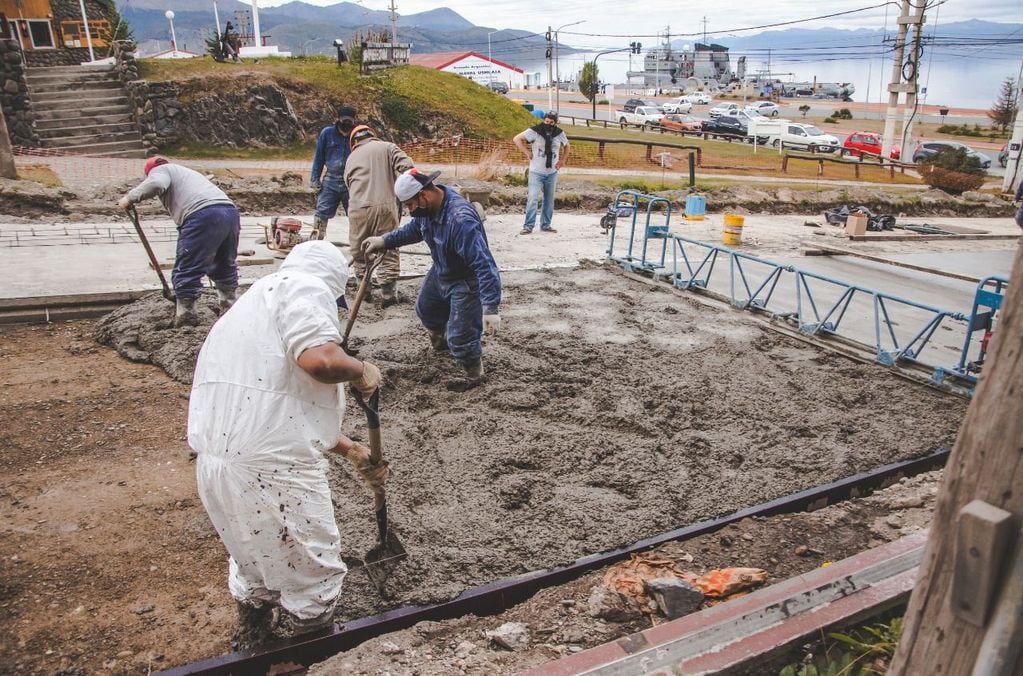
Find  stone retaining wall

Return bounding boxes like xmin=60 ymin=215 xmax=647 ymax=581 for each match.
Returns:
xmin=0 ymin=39 xmax=39 ymax=147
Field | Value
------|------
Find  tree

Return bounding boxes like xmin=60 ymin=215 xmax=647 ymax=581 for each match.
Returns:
xmin=579 ymin=61 xmax=599 ymax=103
xmin=890 ymin=243 xmax=1023 ymax=674
xmin=987 ymin=76 xmax=1018 ymax=131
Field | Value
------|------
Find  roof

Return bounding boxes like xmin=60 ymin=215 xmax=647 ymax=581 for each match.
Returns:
xmin=410 ymin=51 xmax=523 ymax=74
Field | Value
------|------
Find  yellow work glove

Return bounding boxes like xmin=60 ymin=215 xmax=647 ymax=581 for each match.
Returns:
xmin=346 ymin=442 xmax=390 ymax=489
xmin=350 ymin=361 xmax=381 ymax=398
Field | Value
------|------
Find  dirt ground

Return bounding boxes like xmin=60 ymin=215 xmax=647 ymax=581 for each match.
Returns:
xmin=0 ymin=265 xmax=967 ymax=674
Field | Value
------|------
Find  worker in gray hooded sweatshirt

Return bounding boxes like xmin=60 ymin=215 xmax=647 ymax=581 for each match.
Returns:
xmin=119 ymin=156 xmax=240 ymax=327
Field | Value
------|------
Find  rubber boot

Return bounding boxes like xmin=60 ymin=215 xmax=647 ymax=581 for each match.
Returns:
xmin=173 ymin=298 xmax=199 ymax=328
xmin=463 ymin=358 xmax=485 ymax=380
xmin=231 ymin=600 xmax=274 ymax=651
xmin=427 ymin=329 xmax=448 ymax=352
xmin=215 ymin=283 xmax=239 ymax=314
xmin=273 ymin=608 xmax=335 ymax=639
xmin=379 ymin=282 xmax=398 ymax=308
xmin=310 ymin=215 xmax=328 ymax=241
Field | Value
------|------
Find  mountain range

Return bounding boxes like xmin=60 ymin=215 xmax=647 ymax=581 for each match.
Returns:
xmin=115 ymin=2 xmax=1021 ymax=71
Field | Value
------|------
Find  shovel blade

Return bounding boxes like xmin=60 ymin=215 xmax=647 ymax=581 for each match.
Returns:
xmin=363 ymin=527 xmax=408 ymax=594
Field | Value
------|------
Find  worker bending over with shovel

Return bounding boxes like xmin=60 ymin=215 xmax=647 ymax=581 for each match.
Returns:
xmin=188 ymin=240 xmax=388 ymax=646
xmin=118 ymin=156 xmax=240 ymax=327
xmin=363 ymin=168 xmax=501 ymax=381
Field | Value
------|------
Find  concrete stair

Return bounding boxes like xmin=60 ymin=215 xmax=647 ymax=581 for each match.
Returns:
xmin=26 ymin=65 xmax=146 ymax=158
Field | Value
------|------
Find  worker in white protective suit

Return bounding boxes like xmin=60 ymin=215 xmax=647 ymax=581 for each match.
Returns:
xmin=188 ymin=240 xmax=387 ymax=648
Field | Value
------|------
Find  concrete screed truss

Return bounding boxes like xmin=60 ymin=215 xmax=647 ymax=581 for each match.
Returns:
xmin=604 ymin=190 xmax=1009 ymax=395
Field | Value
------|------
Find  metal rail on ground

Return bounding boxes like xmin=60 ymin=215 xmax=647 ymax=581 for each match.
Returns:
xmin=605 ymin=189 xmax=1008 ymax=394
xmin=158 ymin=447 xmax=950 ymax=676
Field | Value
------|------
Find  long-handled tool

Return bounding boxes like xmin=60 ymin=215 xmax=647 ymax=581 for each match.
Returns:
xmin=128 ymin=205 xmax=175 ymax=302
xmin=350 ymin=387 xmax=407 ymax=595
xmin=340 ymin=254 xmax=383 ymax=354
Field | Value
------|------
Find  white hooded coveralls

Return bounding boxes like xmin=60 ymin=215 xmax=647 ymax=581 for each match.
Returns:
xmin=188 ymin=241 xmax=351 ymax=619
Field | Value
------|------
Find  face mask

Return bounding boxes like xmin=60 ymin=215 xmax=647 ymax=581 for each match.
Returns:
xmin=338 ymin=121 xmax=354 ymax=134
xmin=409 ymin=196 xmax=429 ymax=217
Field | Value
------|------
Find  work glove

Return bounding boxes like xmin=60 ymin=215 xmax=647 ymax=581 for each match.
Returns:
xmin=483 ymin=314 xmax=501 ymax=337
xmin=350 ymin=361 xmax=381 ymax=398
xmin=362 ymin=236 xmax=386 ymax=254
xmin=118 ymin=196 xmax=132 ymax=211
xmin=345 ymin=442 xmax=390 ymax=489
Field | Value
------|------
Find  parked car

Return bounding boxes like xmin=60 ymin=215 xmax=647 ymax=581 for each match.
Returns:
xmin=702 ymin=115 xmax=746 ymax=139
xmin=842 ymin=131 xmax=901 ymax=160
xmin=617 ymin=106 xmax=664 ymax=127
xmin=682 ymin=92 xmax=712 ymax=105
xmin=772 ymin=123 xmax=840 ymax=153
xmin=708 ymin=102 xmax=740 ymax=118
xmin=661 ymin=97 xmax=694 ymax=114
xmin=660 ymin=114 xmax=703 ymax=133
xmin=744 ymin=101 xmax=780 ymax=117
xmin=623 ymin=98 xmax=654 ymax=113
xmin=488 ymin=81 xmax=509 ymax=94
xmin=912 ymin=141 xmax=991 ymax=169
xmin=999 ymin=142 xmax=1008 ymax=168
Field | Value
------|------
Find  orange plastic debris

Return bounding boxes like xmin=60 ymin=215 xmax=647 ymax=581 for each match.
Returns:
xmin=602 ymin=554 xmax=767 ymax=609
xmin=695 ymin=567 xmax=768 ymax=598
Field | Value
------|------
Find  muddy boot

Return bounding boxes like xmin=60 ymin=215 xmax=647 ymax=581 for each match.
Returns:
xmin=231 ymin=600 xmax=274 ymax=651
xmin=310 ymin=215 xmax=328 ymax=241
xmin=463 ymin=358 xmax=485 ymax=380
xmin=427 ymin=329 xmax=448 ymax=352
xmin=215 ymin=283 xmax=239 ymax=314
xmin=273 ymin=608 xmax=335 ymax=640
xmin=379 ymin=282 xmax=398 ymax=307
xmin=173 ymin=298 xmax=199 ymax=328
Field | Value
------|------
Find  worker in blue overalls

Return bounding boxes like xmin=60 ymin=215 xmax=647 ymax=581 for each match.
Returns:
xmin=309 ymin=105 xmax=356 ymax=242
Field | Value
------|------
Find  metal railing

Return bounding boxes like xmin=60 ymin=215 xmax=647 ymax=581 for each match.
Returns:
xmin=604 ymin=189 xmax=1001 ymax=391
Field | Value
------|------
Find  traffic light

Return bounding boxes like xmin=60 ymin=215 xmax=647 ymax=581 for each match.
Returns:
xmin=630 ymin=42 xmax=642 ymax=54
xmin=670 ymin=66 xmax=677 ymax=84
xmin=545 ymin=48 xmax=552 ymax=58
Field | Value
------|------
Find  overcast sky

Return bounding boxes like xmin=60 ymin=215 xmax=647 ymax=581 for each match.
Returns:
xmin=254 ymin=0 xmax=1022 ymax=49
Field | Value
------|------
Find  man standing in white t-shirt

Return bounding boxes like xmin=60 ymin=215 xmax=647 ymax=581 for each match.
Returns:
xmin=513 ymin=111 xmax=570 ymax=235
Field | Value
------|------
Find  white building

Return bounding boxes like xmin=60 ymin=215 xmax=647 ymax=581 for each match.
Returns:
xmin=410 ymin=51 xmax=525 ymax=89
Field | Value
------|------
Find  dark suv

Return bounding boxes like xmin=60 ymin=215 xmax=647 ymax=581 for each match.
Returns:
xmin=912 ymin=141 xmax=991 ymax=169
xmin=488 ymin=81 xmax=509 ymax=94
xmin=623 ymin=98 xmax=653 ymax=113
xmin=702 ymin=115 xmax=745 ymax=139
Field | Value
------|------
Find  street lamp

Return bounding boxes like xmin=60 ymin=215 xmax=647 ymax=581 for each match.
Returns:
xmin=488 ymin=30 xmax=498 ymax=85
xmin=591 ymin=47 xmax=631 ymax=120
xmin=554 ymin=20 xmax=584 ymax=113
xmin=165 ymin=10 xmax=177 ymax=53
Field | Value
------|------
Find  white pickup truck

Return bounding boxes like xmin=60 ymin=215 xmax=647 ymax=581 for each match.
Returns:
xmin=615 ymin=106 xmax=664 ymax=127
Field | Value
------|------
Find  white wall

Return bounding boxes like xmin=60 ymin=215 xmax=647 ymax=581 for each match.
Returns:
xmin=442 ymin=54 xmax=525 ymax=89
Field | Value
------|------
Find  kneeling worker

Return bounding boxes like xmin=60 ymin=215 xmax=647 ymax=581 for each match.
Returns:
xmin=188 ymin=240 xmax=387 ymax=645
xmin=363 ymin=168 xmax=501 ymax=380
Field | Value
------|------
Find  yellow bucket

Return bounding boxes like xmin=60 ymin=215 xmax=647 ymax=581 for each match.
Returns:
xmin=722 ymin=213 xmax=744 ymax=246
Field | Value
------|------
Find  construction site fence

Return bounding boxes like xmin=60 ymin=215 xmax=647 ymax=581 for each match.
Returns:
xmin=605 ymin=189 xmax=1002 ymax=394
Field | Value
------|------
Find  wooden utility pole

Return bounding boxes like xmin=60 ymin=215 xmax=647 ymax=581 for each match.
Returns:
xmin=0 ymin=105 xmax=18 ymax=179
xmin=890 ymin=243 xmax=1023 ymax=674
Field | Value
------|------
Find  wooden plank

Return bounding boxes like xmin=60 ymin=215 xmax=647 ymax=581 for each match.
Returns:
xmin=805 ymin=243 xmax=985 ymax=283
xmin=848 ymin=233 xmax=1019 ymax=243
xmin=952 ymin=500 xmax=1016 ymax=626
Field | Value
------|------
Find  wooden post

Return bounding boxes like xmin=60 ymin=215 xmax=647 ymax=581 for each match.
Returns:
xmin=890 ymin=243 xmax=1023 ymax=675
xmin=597 ymin=141 xmax=605 ymax=161
xmin=0 ymin=105 xmax=18 ymax=180
xmin=782 ymin=156 xmax=789 ymax=173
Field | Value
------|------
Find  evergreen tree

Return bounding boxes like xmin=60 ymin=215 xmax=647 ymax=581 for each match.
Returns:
xmin=988 ymin=76 xmax=1018 ymax=131
xmin=579 ymin=61 xmax=599 ymax=103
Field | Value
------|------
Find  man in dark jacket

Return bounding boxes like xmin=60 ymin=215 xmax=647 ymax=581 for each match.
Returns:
xmin=309 ymin=105 xmax=357 ymax=241
xmin=363 ymin=169 xmax=501 ymax=380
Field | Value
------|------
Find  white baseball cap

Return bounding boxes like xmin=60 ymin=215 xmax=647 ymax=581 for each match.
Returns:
xmin=394 ymin=168 xmax=441 ymax=202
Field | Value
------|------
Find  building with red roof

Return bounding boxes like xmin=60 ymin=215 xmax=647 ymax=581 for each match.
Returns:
xmin=410 ymin=51 xmax=529 ymax=89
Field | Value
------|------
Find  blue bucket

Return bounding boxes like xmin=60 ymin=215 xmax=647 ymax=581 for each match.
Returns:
xmin=685 ymin=194 xmax=706 ymax=220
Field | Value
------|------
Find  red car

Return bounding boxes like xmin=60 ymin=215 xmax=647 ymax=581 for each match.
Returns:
xmin=843 ymin=131 xmax=901 ymax=160
xmin=660 ymin=114 xmax=703 ymax=133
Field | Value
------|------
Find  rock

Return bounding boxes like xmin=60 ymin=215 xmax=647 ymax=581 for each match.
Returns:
xmin=379 ymin=640 xmax=402 ymax=655
xmin=453 ymin=640 xmax=476 ymax=658
xmin=587 ymin=585 xmax=644 ymax=622
xmin=134 ymin=604 xmax=155 ymax=614
xmin=885 ymin=516 xmax=903 ymax=529
xmin=644 ymin=577 xmax=705 ymax=619
xmin=486 ymin=621 xmax=530 ymax=651
xmin=794 ymin=544 xmax=809 ymax=556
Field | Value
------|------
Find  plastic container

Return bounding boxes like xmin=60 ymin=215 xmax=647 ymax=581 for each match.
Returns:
xmin=685 ymin=194 xmax=707 ymax=220
xmin=722 ymin=213 xmax=745 ymax=246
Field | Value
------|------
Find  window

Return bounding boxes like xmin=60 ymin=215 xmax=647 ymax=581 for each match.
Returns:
xmin=0 ymin=15 xmax=9 ymax=40
xmin=28 ymin=20 xmax=53 ymax=49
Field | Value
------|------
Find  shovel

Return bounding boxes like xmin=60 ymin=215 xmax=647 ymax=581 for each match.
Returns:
xmin=340 ymin=254 xmax=383 ymax=355
xmin=350 ymin=386 xmax=408 ymax=595
xmin=128 ymin=205 xmax=175 ymax=302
